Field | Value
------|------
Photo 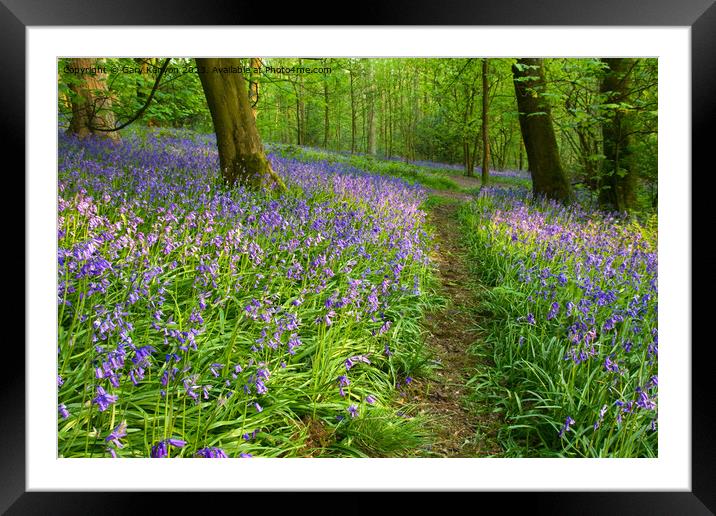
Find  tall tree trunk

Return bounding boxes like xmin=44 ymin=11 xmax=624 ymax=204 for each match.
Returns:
xmin=323 ymin=75 xmax=330 ymax=148
xmin=67 ymin=58 xmax=120 ymax=141
xmin=349 ymin=67 xmax=356 ymax=154
xmin=336 ymin=94 xmax=341 ymax=146
xmin=248 ymin=58 xmax=262 ymax=120
xmin=298 ymin=59 xmax=306 ymax=145
xmin=367 ymin=67 xmax=376 ymax=156
xmin=481 ymin=58 xmax=491 ymax=185
xmin=512 ymin=58 xmax=572 ymax=202
xmin=381 ymin=89 xmax=387 ymax=156
xmin=134 ymin=58 xmax=149 ymax=103
xmin=195 ymin=58 xmax=284 ymax=190
xmin=463 ymin=75 xmax=477 ymax=177
xmin=518 ymin=138 xmax=524 ymax=171
xmin=293 ymin=80 xmax=302 ymax=145
xmin=599 ymin=58 xmax=637 ymax=212
xmin=387 ymin=81 xmax=393 ymax=158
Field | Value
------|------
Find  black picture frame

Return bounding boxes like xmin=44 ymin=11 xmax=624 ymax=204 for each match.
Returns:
xmin=9 ymin=0 xmax=713 ymax=513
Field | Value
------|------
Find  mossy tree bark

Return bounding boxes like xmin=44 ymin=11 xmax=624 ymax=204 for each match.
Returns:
xmin=512 ymin=58 xmax=572 ymax=203
xmin=66 ymin=58 xmax=120 ymax=142
xmin=599 ymin=58 xmax=637 ymax=212
xmin=195 ymin=58 xmax=285 ymax=190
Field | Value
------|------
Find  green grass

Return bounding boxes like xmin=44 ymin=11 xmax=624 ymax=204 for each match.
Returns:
xmin=267 ymin=143 xmax=462 ymax=192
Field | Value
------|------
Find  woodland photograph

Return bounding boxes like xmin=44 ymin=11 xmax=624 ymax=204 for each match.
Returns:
xmin=56 ymin=56 xmax=658 ymax=459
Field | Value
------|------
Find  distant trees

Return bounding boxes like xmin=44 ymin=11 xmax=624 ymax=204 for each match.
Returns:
xmin=512 ymin=58 xmax=573 ymax=203
xmin=57 ymin=56 xmax=658 ymax=208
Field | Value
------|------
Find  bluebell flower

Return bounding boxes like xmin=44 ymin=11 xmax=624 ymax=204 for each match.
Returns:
xmin=151 ymin=438 xmax=185 ymax=458
xmin=92 ymin=386 xmax=118 ymax=412
xmin=547 ymin=302 xmax=559 ymax=320
xmin=196 ymin=446 xmax=228 ymax=458
xmin=558 ymin=416 xmax=575 ymax=438
xmin=105 ymin=420 xmax=127 ymax=448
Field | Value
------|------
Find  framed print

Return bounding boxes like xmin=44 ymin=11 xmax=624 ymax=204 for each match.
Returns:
xmin=10 ymin=0 xmax=714 ymax=513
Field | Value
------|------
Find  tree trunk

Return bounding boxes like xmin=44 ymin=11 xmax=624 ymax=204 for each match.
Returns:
xmin=297 ymin=59 xmax=307 ymax=145
xmin=481 ymin=58 xmax=491 ymax=185
xmin=512 ymin=58 xmax=572 ymax=202
xmin=599 ymin=58 xmax=637 ymax=212
xmin=367 ymin=68 xmax=376 ymax=156
xmin=66 ymin=58 xmax=120 ymax=141
xmin=381 ymin=89 xmax=387 ymax=156
xmin=248 ymin=58 xmax=262 ymax=120
xmin=323 ymin=74 xmax=330 ymax=148
xmin=134 ymin=58 xmax=149 ymax=105
xmin=387 ymin=81 xmax=393 ymax=158
xmin=195 ymin=58 xmax=284 ymax=190
xmin=518 ymin=139 xmax=524 ymax=171
xmin=349 ymin=67 xmax=356 ymax=154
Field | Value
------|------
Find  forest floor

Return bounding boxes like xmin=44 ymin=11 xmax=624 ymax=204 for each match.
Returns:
xmin=407 ymin=181 xmax=503 ymax=457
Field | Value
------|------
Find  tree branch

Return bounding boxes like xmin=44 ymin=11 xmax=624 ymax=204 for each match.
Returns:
xmin=89 ymin=58 xmax=171 ymax=132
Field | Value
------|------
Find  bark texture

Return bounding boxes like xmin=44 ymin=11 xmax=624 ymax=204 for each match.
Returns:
xmin=512 ymin=58 xmax=572 ymax=202
xmin=66 ymin=58 xmax=120 ymax=141
xmin=196 ymin=58 xmax=284 ymax=190
xmin=599 ymin=58 xmax=637 ymax=212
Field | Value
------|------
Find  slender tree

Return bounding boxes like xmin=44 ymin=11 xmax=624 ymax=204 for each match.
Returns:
xmin=349 ymin=63 xmax=357 ymax=154
xmin=195 ymin=57 xmax=284 ymax=190
xmin=481 ymin=58 xmax=491 ymax=185
xmin=248 ymin=58 xmax=262 ymax=120
xmin=512 ymin=58 xmax=572 ymax=202
xmin=366 ymin=64 xmax=376 ymax=155
xmin=599 ymin=58 xmax=637 ymax=211
xmin=322 ymin=59 xmax=330 ymax=148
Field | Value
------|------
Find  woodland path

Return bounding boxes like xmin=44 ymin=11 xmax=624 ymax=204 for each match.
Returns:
xmin=409 ymin=182 xmax=502 ymax=457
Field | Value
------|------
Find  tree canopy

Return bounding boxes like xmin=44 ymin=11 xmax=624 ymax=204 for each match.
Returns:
xmin=58 ymin=57 xmax=658 ymax=211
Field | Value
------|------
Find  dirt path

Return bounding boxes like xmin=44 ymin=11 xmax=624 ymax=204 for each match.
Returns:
xmin=410 ymin=187 xmax=502 ymax=457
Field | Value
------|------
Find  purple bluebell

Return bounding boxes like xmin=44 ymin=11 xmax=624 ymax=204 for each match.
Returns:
xmin=92 ymin=386 xmax=118 ymax=412
xmin=558 ymin=416 xmax=575 ymax=438
xmin=195 ymin=447 xmax=228 ymax=458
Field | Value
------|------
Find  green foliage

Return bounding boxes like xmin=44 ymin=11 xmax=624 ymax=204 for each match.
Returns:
xmin=58 ymin=58 xmax=212 ymax=131
xmin=58 ymin=56 xmax=657 ymax=212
